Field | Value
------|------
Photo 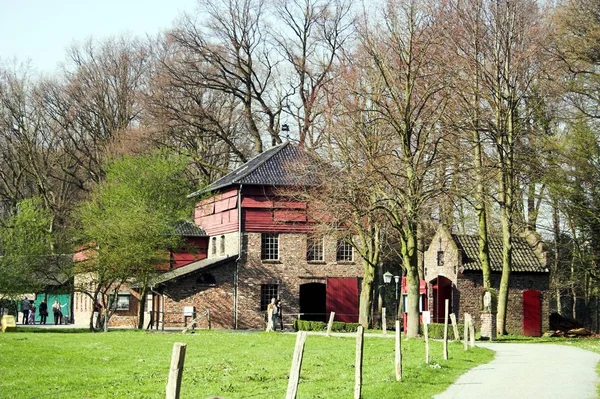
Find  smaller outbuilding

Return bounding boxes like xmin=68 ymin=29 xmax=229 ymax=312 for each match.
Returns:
xmin=424 ymin=226 xmax=550 ymax=336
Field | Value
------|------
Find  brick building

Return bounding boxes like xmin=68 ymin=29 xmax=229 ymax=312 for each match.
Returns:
xmin=424 ymin=226 xmax=550 ymax=335
xmin=146 ymin=142 xmax=363 ymax=330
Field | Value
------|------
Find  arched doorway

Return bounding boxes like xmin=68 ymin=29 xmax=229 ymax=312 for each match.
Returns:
xmin=299 ymin=283 xmax=326 ymax=322
xmin=431 ymin=276 xmax=452 ymax=323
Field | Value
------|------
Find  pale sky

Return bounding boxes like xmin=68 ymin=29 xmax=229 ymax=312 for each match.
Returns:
xmin=0 ymin=0 xmax=199 ymax=74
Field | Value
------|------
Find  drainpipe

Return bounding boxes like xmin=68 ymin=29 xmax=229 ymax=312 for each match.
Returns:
xmin=234 ymin=184 xmax=242 ymax=329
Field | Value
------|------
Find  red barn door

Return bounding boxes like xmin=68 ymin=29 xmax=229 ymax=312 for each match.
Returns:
xmin=523 ymin=289 xmax=541 ymax=337
xmin=326 ymin=278 xmax=359 ymax=323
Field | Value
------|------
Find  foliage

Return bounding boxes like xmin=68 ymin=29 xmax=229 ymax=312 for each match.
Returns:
xmin=0 ymin=197 xmax=55 ymax=297
xmin=73 ymin=152 xmax=196 ymax=327
xmin=0 ymin=330 xmax=494 ymax=398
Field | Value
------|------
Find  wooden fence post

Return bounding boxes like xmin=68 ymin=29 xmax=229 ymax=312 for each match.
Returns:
xmin=286 ymin=332 xmax=308 ymax=399
xmin=463 ymin=313 xmax=470 ymax=350
xmin=327 ymin=312 xmax=336 ymax=337
xmin=443 ymin=299 xmax=449 ymax=360
xmin=423 ymin=321 xmax=430 ymax=365
xmin=166 ymin=342 xmax=187 ymax=399
xmin=395 ymin=320 xmax=402 ymax=381
xmin=382 ymin=308 xmax=387 ymax=335
xmin=354 ymin=325 xmax=364 ymax=399
xmin=450 ymin=313 xmax=460 ymax=341
xmin=469 ymin=316 xmax=476 ymax=348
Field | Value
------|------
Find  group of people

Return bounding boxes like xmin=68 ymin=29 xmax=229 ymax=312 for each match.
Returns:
xmin=266 ymin=298 xmax=283 ymax=332
xmin=20 ymin=297 xmax=64 ymax=325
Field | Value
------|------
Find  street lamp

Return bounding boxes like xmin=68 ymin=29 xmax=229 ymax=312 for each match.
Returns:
xmin=383 ymin=272 xmax=401 ymax=320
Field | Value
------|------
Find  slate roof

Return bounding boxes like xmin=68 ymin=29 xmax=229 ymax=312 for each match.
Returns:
xmin=172 ymin=220 xmax=206 ymax=237
xmin=152 ymin=255 xmax=237 ymax=285
xmin=453 ymin=234 xmax=547 ymax=273
xmin=188 ymin=142 xmax=309 ymax=197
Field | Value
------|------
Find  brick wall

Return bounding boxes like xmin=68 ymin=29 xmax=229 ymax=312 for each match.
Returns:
xmin=161 ymin=261 xmax=236 ymax=329
xmin=236 ymin=232 xmax=363 ymax=329
xmin=457 ymin=272 xmax=550 ymax=334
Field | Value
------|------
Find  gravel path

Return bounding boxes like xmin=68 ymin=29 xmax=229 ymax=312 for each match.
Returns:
xmin=435 ymin=343 xmax=600 ymax=399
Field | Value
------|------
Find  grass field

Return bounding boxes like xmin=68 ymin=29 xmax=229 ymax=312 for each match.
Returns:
xmin=0 ymin=329 xmax=494 ymax=399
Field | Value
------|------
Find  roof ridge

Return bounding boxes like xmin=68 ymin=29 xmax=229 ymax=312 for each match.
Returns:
xmin=188 ymin=142 xmax=290 ymax=197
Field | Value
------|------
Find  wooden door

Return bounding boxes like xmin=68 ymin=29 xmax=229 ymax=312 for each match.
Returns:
xmin=523 ymin=290 xmax=541 ymax=337
xmin=326 ymin=278 xmax=359 ymax=323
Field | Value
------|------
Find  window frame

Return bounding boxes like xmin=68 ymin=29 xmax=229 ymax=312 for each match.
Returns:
xmin=261 ymin=233 xmax=280 ymax=261
xmin=336 ymin=239 xmax=354 ymax=262
xmin=306 ymin=236 xmax=324 ymax=262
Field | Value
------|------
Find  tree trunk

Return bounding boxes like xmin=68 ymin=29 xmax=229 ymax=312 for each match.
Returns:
xmin=359 ymin=260 xmax=375 ymax=328
xmin=137 ymin=285 xmax=147 ymax=329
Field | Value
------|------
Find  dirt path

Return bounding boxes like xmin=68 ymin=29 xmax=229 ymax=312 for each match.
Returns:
xmin=435 ymin=343 xmax=600 ymax=399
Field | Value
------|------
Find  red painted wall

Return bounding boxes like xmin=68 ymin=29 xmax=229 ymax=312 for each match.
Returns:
xmin=171 ymin=237 xmax=208 ymax=269
xmin=194 ymin=185 xmax=313 ymax=234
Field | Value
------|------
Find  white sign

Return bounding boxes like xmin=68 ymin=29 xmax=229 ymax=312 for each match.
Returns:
xmin=183 ymin=306 xmax=195 ymax=317
xmin=422 ymin=311 xmax=431 ymax=325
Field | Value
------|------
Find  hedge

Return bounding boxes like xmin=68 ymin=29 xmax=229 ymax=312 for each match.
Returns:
xmin=293 ymin=319 xmax=361 ymax=333
xmin=424 ymin=322 xmax=466 ymax=339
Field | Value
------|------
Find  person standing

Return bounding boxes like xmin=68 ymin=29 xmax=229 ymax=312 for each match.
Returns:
xmin=21 ymin=297 xmax=30 ymax=325
xmin=52 ymin=300 xmax=62 ymax=325
xmin=39 ymin=299 xmax=48 ymax=324
xmin=265 ymin=298 xmax=278 ymax=332
xmin=276 ymin=299 xmax=283 ymax=331
xmin=28 ymin=301 xmax=36 ymax=324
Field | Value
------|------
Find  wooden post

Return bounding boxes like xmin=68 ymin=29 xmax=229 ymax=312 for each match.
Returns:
xmin=354 ymin=325 xmax=364 ymax=399
xmin=443 ymin=299 xmax=449 ymax=360
xmin=395 ymin=320 xmax=402 ymax=381
xmin=423 ymin=321 xmax=429 ymax=365
xmin=463 ymin=313 xmax=470 ymax=350
xmin=166 ymin=343 xmax=187 ymax=399
xmin=382 ymin=308 xmax=387 ymax=335
xmin=286 ymin=332 xmax=307 ymax=399
xmin=450 ymin=313 xmax=460 ymax=341
xmin=326 ymin=312 xmax=336 ymax=337
xmin=469 ymin=316 xmax=476 ymax=347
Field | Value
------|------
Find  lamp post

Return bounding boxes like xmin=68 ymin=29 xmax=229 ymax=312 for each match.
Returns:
xmin=383 ymin=272 xmax=401 ymax=320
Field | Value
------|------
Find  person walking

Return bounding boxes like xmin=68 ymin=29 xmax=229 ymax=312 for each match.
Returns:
xmin=276 ymin=299 xmax=283 ymax=331
xmin=39 ymin=299 xmax=48 ymax=324
xmin=21 ymin=297 xmax=30 ymax=325
xmin=52 ymin=300 xmax=62 ymax=325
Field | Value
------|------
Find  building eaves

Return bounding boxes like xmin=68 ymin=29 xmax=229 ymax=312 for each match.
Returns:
xmin=171 ymin=220 xmax=206 ymax=237
xmin=152 ymin=255 xmax=236 ymax=286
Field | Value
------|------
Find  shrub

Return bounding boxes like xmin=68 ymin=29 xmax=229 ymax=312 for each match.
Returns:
xmin=294 ymin=320 xmax=360 ymax=332
xmin=424 ymin=322 xmax=465 ymax=339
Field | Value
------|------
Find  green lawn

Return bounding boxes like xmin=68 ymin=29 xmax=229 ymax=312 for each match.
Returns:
xmin=0 ymin=330 xmax=493 ymax=399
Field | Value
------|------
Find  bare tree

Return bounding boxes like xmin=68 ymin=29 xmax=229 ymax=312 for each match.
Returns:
xmin=271 ymin=0 xmax=354 ymax=149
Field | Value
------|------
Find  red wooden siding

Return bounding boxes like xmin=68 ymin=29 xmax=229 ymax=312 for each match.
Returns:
xmin=326 ymin=277 xmax=359 ymax=323
xmin=171 ymin=237 xmax=208 ymax=268
xmin=523 ymin=289 xmax=542 ymax=337
xmin=195 ymin=188 xmax=239 ymax=236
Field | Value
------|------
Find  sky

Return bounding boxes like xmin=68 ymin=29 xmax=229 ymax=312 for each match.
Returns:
xmin=0 ymin=0 xmax=199 ymax=74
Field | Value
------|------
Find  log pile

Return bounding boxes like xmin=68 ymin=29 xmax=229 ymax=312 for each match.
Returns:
xmin=544 ymin=313 xmax=596 ymax=338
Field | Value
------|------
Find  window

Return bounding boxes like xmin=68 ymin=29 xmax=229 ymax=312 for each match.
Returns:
xmin=306 ymin=236 xmax=324 ymax=261
xmin=211 ymin=237 xmax=217 ymax=255
xmin=437 ymin=251 xmax=444 ymax=266
xmin=110 ymin=293 xmax=130 ymax=310
xmin=260 ymin=284 xmax=279 ymax=311
xmin=261 ymin=233 xmax=279 ymax=260
xmin=220 ymin=235 xmax=226 ymax=255
xmin=336 ymin=239 xmax=353 ymax=262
